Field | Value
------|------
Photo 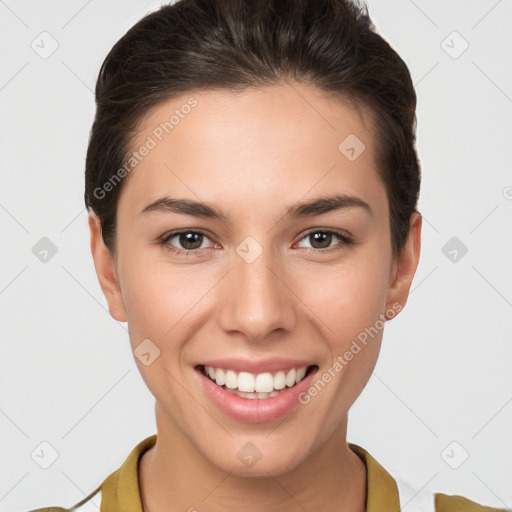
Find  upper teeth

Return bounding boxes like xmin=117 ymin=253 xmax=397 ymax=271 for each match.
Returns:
xmin=204 ymin=366 xmax=308 ymax=392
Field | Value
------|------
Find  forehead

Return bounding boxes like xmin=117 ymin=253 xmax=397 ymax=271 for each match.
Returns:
xmin=119 ymin=83 xmax=384 ymax=217
xmin=134 ymin=83 xmax=375 ymax=153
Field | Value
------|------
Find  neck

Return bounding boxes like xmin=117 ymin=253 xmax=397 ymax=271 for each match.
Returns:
xmin=139 ymin=404 xmax=367 ymax=512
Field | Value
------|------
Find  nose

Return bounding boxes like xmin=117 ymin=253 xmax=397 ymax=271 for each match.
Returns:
xmin=217 ymin=243 xmax=298 ymax=343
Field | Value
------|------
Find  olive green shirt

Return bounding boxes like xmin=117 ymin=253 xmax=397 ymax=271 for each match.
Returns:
xmin=28 ymin=434 xmax=509 ymax=512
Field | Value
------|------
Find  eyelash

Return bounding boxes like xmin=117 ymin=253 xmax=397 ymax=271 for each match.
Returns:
xmin=158 ymin=229 xmax=353 ymax=256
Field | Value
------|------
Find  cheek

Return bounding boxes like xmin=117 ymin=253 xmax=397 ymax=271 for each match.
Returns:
xmin=118 ymin=250 xmax=216 ymax=348
xmin=298 ymin=252 xmax=391 ymax=346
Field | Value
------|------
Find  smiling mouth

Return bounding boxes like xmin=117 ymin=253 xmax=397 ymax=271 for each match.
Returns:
xmin=197 ymin=364 xmax=318 ymax=400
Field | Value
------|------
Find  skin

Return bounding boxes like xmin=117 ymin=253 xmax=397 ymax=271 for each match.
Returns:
xmin=88 ymin=83 xmax=421 ymax=512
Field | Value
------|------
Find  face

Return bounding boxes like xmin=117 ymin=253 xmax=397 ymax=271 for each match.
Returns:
xmin=89 ymin=83 xmax=421 ymax=476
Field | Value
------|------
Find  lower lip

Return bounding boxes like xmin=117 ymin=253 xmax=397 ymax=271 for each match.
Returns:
xmin=196 ymin=366 xmax=318 ymax=424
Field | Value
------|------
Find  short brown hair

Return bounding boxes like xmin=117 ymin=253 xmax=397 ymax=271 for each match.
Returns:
xmin=85 ymin=0 xmax=421 ymax=258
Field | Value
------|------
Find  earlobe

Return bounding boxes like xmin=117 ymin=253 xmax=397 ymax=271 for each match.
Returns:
xmin=88 ymin=212 xmax=128 ymax=323
xmin=385 ymin=212 xmax=422 ymax=317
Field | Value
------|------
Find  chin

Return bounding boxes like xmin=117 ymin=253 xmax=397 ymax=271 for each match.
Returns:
xmin=200 ymin=436 xmax=312 ymax=478
xmin=223 ymin=454 xmax=305 ymax=478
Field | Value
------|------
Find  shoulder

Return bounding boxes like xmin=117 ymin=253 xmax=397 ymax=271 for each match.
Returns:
xmin=351 ymin=443 xmax=509 ymax=512
xmin=24 ymin=483 xmax=102 ymax=512
xmin=24 ymin=434 xmax=156 ymax=512
xmin=395 ymin=476 xmax=509 ymax=512
xmin=435 ymin=492 xmax=510 ymax=512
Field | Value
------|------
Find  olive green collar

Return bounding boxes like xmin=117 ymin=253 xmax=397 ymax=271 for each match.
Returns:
xmin=99 ymin=435 xmax=401 ymax=512
xmin=349 ymin=442 xmax=401 ymax=512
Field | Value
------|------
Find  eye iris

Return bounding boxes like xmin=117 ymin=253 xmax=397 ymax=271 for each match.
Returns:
xmin=180 ymin=232 xmax=203 ymax=250
xmin=310 ymin=232 xmax=332 ymax=249
xmin=174 ymin=232 xmax=337 ymax=251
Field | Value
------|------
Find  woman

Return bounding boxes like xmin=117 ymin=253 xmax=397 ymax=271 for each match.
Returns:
xmin=28 ymin=0 xmax=508 ymax=510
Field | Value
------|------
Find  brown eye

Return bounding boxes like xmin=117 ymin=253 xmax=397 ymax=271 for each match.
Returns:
xmin=161 ymin=230 xmax=215 ymax=254
xmin=309 ymin=232 xmax=334 ymax=249
xmin=177 ymin=232 xmax=204 ymax=250
xmin=297 ymin=230 xmax=352 ymax=253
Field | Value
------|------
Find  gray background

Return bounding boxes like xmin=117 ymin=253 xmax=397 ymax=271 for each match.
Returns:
xmin=1 ymin=0 xmax=511 ymax=510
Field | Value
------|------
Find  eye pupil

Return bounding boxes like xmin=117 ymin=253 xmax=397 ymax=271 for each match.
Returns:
xmin=310 ymin=232 xmax=332 ymax=249
xmin=167 ymin=230 xmax=344 ymax=254
xmin=180 ymin=232 xmax=203 ymax=250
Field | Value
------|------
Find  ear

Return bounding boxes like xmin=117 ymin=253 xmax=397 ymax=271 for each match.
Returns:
xmin=88 ymin=211 xmax=128 ymax=322
xmin=385 ymin=211 xmax=422 ymax=317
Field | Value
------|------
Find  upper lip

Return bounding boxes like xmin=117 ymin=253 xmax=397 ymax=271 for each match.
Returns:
xmin=197 ymin=357 xmax=317 ymax=374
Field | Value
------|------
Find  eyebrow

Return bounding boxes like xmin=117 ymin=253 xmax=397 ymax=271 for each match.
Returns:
xmin=138 ymin=193 xmax=373 ymax=220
